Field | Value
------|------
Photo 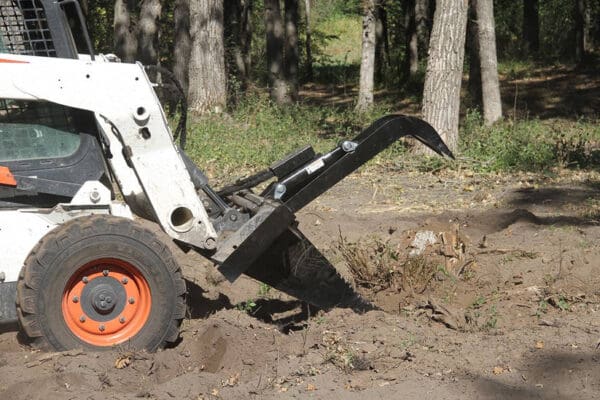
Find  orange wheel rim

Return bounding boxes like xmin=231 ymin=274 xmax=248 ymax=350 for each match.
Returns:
xmin=61 ymin=258 xmax=151 ymax=347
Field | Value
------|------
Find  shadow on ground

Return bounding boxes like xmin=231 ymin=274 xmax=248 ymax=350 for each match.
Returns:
xmin=185 ymin=280 xmax=313 ymax=333
xmin=470 ymin=352 xmax=600 ymax=400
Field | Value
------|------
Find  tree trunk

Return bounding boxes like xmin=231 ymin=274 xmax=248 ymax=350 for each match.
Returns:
xmin=475 ymin=0 xmax=502 ymax=124
xmin=415 ymin=0 xmax=431 ymax=56
xmin=405 ymin=0 xmax=418 ymax=77
xmin=285 ymin=0 xmax=300 ymax=99
xmin=522 ymin=0 xmax=539 ymax=55
xmin=304 ymin=0 xmax=313 ymax=80
xmin=241 ymin=0 xmax=253 ymax=80
xmin=137 ymin=0 xmax=161 ymax=66
xmin=264 ymin=0 xmax=291 ymax=104
xmin=421 ymin=0 xmax=468 ymax=153
xmin=467 ymin=2 xmax=481 ymax=109
xmin=224 ymin=0 xmax=252 ymax=87
xmin=188 ymin=0 xmax=227 ymax=114
xmin=114 ymin=0 xmax=137 ymax=62
xmin=375 ymin=0 xmax=389 ymax=82
xmin=356 ymin=0 xmax=377 ymax=112
xmin=173 ymin=0 xmax=191 ymax=94
xmin=583 ymin=0 xmax=592 ymax=52
xmin=574 ymin=0 xmax=588 ymax=63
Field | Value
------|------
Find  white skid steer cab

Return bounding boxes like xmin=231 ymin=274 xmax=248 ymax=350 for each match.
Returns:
xmin=0 ymin=0 xmax=453 ymax=351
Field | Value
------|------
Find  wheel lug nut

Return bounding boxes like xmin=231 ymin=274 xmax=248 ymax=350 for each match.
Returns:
xmin=100 ymin=300 xmax=107 ymax=308
xmin=79 ymin=315 xmax=86 ymax=322
xmin=99 ymin=325 xmax=105 ymax=332
xmin=119 ymin=317 xmax=126 ymax=324
xmin=102 ymin=270 xmax=109 ymax=276
xmin=128 ymin=297 xmax=135 ymax=304
xmin=121 ymin=278 xmax=128 ymax=284
xmin=72 ymin=296 xmax=79 ymax=303
xmin=106 ymin=297 xmax=112 ymax=303
xmin=99 ymin=294 xmax=105 ymax=301
xmin=82 ymin=276 xmax=88 ymax=283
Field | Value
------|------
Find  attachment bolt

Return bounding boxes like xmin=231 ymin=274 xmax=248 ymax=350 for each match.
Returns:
xmin=72 ymin=296 xmax=79 ymax=303
xmin=82 ymin=276 xmax=89 ymax=283
xmin=98 ymin=325 xmax=105 ymax=332
xmin=128 ymin=297 xmax=135 ymax=304
xmin=89 ymin=190 xmax=101 ymax=204
xmin=119 ymin=317 xmax=126 ymax=324
xmin=79 ymin=315 xmax=86 ymax=322
xmin=121 ymin=277 xmax=128 ymax=284
xmin=102 ymin=269 xmax=109 ymax=276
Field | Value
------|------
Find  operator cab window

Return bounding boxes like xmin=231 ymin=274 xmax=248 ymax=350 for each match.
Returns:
xmin=0 ymin=99 xmax=81 ymax=162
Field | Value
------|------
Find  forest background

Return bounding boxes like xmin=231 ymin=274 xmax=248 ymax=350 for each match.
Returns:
xmin=74 ymin=0 xmax=600 ymax=181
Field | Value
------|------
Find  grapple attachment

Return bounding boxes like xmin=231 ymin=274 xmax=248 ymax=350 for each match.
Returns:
xmin=211 ymin=115 xmax=453 ymax=311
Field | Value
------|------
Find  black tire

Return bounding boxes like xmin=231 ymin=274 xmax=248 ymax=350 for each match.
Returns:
xmin=16 ymin=215 xmax=186 ymax=351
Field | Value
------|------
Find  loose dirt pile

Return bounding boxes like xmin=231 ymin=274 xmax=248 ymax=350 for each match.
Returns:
xmin=1 ymin=169 xmax=600 ymax=399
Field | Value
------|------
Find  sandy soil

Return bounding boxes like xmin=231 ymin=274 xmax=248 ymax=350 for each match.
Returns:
xmin=1 ymin=167 xmax=599 ymax=400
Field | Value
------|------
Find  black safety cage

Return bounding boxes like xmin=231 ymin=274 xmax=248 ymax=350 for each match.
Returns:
xmin=0 ymin=0 xmax=77 ymax=58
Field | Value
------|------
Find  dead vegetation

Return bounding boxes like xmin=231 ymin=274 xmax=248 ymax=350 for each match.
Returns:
xmin=335 ymin=234 xmax=438 ymax=294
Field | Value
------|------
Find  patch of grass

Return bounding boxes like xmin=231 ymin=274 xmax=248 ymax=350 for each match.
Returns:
xmin=498 ymin=59 xmax=537 ymax=80
xmin=257 ymin=283 xmax=272 ymax=298
xmin=182 ymin=98 xmax=599 ymax=186
xmin=236 ymin=299 xmax=257 ymax=314
xmin=485 ymin=305 xmax=498 ymax=330
xmin=185 ymin=95 xmax=388 ymax=184
xmin=460 ymin=110 xmax=600 ymax=172
xmin=470 ymin=295 xmax=487 ymax=309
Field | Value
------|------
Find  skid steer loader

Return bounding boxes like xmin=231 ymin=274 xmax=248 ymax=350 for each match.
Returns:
xmin=0 ymin=0 xmax=453 ymax=351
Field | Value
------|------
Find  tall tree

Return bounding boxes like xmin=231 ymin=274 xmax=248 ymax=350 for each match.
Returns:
xmin=405 ymin=0 xmax=418 ymax=76
xmin=285 ymin=0 xmax=300 ymax=99
xmin=264 ymin=0 xmax=291 ymax=104
xmin=574 ymin=0 xmax=589 ymax=62
xmin=304 ymin=0 xmax=313 ymax=80
xmin=522 ymin=0 xmax=539 ymax=55
xmin=467 ymin=3 xmax=481 ymax=108
xmin=421 ymin=0 xmax=468 ymax=153
xmin=224 ymin=0 xmax=252 ymax=87
xmin=113 ymin=0 xmax=136 ymax=62
xmin=188 ymin=0 xmax=227 ymax=114
xmin=356 ymin=0 xmax=377 ymax=112
xmin=375 ymin=0 xmax=389 ymax=81
xmin=173 ymin=0 xmax=191 ymax=94
xmin=474 ymin=0 xmax=502 ymax=124
xmin=137 ymin=0 xmax=161 ymax=67
xmin=415 ymin=0 xmax=431 ymax=55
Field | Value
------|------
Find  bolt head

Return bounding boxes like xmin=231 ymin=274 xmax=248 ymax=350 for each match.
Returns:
xmin=119 ymin=317 xmax=126 ymax=324
xmin=121 ymin=278 xmax=128 ymax=284
xmin=79 ymin=315 xmax=86 ymax=322
xmin=72 ymin=296 xmax=79 ymax=303
xmin=89 ymin=190 xmax=101 ymax=203
xmin=102 ymin=269 xmax=109 ymax=276
xmin=128 ymin=297 xmax=135 ymax=304
xmin=105 ymin=296 xmax=112 ymax=304
xmin=82 ymin=276 xmax=89 ymax=283
xmin=204 ymin=237 xmax=216 ymax=250
xmin=100 ymin=300 xmax=107 ymax=308
xmin=230 ymin=214 xmax=238 ymax=221
xmin=98 ymin=324 xmax=105 ymax=332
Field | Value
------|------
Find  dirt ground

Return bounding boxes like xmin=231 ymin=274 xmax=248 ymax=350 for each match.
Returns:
xmin=1 ymin=166 xmax=599 ymax=400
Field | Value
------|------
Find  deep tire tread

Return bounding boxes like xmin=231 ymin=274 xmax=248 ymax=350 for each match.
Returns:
xmin=16 ymin=215 xmax=186 ymax=351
